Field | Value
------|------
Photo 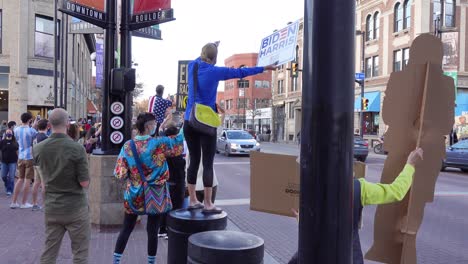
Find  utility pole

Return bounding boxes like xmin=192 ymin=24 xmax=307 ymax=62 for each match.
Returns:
xmin=360 ymin=32 xmax=365 ymax=137
xmin=300 ymin=0 xmax=354 ymax=263
xmin=64 ymin=14 xmax=69 ymax=109
xmin=121 ymin=0 xmax=133 ymax=142
xmin=60 ymin=12 xmax=65 ymax=107
xmin=53 ymin=0 xmax=58 ymax=108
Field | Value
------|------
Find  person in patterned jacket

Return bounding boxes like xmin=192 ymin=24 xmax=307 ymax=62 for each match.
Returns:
xmin=113 ymin=113 xmax=183 ymax=264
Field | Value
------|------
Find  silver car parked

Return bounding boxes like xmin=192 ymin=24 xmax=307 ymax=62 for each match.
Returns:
xmin=217 ymin=129 xmax=261 ymax=156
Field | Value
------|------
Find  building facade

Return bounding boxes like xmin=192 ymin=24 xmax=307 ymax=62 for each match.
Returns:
xmin=0 ymin=0 xmax=95 ymax=123
xmin=271 ymin=19 xmax=304 ymax=142
xmin=223 ymin=53 xmax=273 ymax=133
xmin=356 ymin=0 xmax=468 ymax=140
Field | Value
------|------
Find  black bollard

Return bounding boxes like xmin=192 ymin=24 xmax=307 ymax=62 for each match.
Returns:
xmin=167 ymin=208 xmax=228 ymax=264
xmin=187 ymin=231 xmax=264 ymax=264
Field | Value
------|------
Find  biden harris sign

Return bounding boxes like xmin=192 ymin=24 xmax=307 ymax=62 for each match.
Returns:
xmin=257 ymin=21 xmax=299 ymax=67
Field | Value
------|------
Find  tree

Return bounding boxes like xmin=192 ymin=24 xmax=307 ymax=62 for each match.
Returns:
xmin=247 ymin=99 xmax=263 ymax=132
xmin=134 ymin=98 xmax=149 ymax=116
xmin=133 ymin=82 xmax=145 ymax=99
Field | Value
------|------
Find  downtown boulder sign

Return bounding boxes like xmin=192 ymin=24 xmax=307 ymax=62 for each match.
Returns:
xmin=130 ymin=0 xmax=175 ymax=30
xmin=61 ymin=0 xmax=106 ymax=28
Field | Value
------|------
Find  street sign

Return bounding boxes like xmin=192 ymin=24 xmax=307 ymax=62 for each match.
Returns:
xmin=257 ymin=21 xmax=300 ymax=67
xmin=110 ymin=131 xmax=124 ymax=144
xmin=61 ymin=0 xmax=106 ymax=28
xmin=130 ymin=0 xmax=175 ymax=30
xmin=110 ymin=116 xmax=124 ymax=130
xmin=110 ymin=102 xmax=124 ymax=115
xmin=133 ymin=26 xmax=162 ymax=40
xmin=176 ymin=60 xmax=190 ymax=111
xmin=69 ymin=21 xmax=104 ymax=34
xmin=355 ymin=72 xmax=365 ymax=81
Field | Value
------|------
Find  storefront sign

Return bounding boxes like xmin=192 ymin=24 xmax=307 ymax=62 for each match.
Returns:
xmin=44 ymin=92 xmax=55 ymax=105
xmin=176 ymin=60 xmax=189 ymax=111
xmin=61 ymin=0 xmax=106 ymax=28
xmin=257 ymin=21 xmax=299 ymax=67
xmin=95 ymin=36 xmax=104 ymax=88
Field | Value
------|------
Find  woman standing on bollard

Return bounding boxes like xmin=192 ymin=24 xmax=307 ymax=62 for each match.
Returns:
xmin=113 ymin=113 xmax=184 ymax=264
xmin=185 ymin=41 xmax=277 ymax=213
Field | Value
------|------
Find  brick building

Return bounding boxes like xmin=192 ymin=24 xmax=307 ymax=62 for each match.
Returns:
xmin=356 ymin=0 xmax=468 ymax=140
xmin=223 ymin=53 xmax=273 ymax=132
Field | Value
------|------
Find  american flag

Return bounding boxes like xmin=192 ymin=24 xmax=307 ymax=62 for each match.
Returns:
xmin=279 ymin=28 xmax=288 ymax=40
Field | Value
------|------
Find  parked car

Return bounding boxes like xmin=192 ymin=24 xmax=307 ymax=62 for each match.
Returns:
xmin=354 ymin=136 xmax=369 ymax=162
xmin=217 ymin=129 xmax=261 ymax=156
xmin=442 ymin=140 xmax=468 ymax=172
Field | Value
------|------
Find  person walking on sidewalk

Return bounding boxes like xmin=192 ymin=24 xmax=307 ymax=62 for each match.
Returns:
xmin=10 ymin=112 xmax=37 ymax=209
xmin=113 ymin=113 xmax=184 ymax=264
xmin=184 ymin=41 xmax=277 ymax=214
xmin=34 ymin=108 xmax=90 ymax=264
xmin=0 ymin=129 xmax=19 ymax=196
xmin=31 ymin=119 xmax=49 ymax=211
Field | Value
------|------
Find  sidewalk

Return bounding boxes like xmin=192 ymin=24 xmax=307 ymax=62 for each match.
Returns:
xmin=0 ymin=193 xmax=279 ymax=264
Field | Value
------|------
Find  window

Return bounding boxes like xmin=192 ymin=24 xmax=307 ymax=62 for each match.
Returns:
xmin=254 ymin=80 xmax=262 ymax=88
xmin=434 ymin=0 xmax=442 ymax=23
xmin=262 ymin=81 xmax=270 ymax=88
xmin=77 ymin=43 xmax=80 ymax=74
xmin=374 ymin=12 xmax=380 ymax=39
xmin=393 ymin=50 xmax=403 ymax=72
xmin=403 ymin=48 xmax=410 ymax=67
xmin=237 ymin=98 xmax=249 ymax=109
xmin=372 ymin=56 xmax=379 ymax=77
xmin=445 ymin=0 xmax=455 ymax=27
xmin=277 ymin=80 xmax=284 ymax=94
xmin=404 ymin=0 xmax=411 ymax=29
xmin=35 ymin=15 xmax=58 ymax=58
xmin=288 ymin=102 xmax=295 ymax=119
xmin=238 ymin=80 xmax=249 ymax=88
xmin=366 ymin=15 xmax=373 ymax=41
xmin=365 ymin=57 xmax=372 ymax=78
xmin=394 ymin=3 xmax=403 ymax=32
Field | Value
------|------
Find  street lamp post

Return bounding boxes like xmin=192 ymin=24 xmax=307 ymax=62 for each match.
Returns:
xmin=356 ymin=30 xmax=366 ymax=137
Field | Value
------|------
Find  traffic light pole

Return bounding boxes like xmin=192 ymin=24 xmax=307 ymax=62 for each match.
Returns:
xmin=360 ymin=32 xmax=365 ymax=137
xmin=300 ymin=0 xmax=354 ymax=262
xmin=121 ymin=0 xmax=133 ymax=142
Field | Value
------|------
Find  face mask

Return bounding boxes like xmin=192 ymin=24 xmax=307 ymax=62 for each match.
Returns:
xmin=150 ymin=127 xmax=156 ymax=136
xmin=6 ymin=134 xmax=12 ymax=139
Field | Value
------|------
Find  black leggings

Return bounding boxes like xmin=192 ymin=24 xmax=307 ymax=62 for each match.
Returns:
xmin=114 ymin=213 xmax=161 ymax=256
xmin=184 ymin=122 xmax=217 ymax=187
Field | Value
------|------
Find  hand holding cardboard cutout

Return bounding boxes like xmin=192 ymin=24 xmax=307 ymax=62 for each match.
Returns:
xmin=365 ymin=34 xmax=455 ymax=264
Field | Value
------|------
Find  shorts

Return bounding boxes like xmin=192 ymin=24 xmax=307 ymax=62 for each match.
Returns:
xmin=17 ymin=159 xmax=35 ymax=180
xmin=34 ymin=166 xmax=43 ymax=183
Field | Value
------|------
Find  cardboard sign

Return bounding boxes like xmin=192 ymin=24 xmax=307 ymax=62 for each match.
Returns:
xmin=250 ymin=152 xmax=366 ymax=218
xmin=365 ymin=34 xmax=455 ymax=264
xmin=176 ymin=61 xmax=190 ymax=111
xmin=257 ymin=21 xmax=299 ymax=67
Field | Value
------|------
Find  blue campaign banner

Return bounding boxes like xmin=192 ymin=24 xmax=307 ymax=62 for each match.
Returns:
xmin=257 ymin=21 xmax=299 ymax=67
xmin=95 ymin=36 xmax=104 ymax=89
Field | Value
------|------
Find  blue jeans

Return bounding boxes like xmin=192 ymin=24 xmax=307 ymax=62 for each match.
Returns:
xmin=1 ymin=162 xmax=16 ymax=193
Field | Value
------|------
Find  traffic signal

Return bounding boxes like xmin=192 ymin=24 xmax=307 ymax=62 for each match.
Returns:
xmin=362 ymin=97 xmax=369 ymax=111
xmin=291 ymin=61 xmax=299 ymax=78
xmin=111 ymin=68 xmax=136 ymax=95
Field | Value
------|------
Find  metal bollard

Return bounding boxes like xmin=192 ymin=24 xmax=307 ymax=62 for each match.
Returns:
xmin=167 ymin=208 xmax=227 ymax=264
xmin=187 ymin=231 xmax=264 ymax=264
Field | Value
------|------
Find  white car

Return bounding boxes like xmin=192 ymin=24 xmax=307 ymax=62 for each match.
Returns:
xmin=216 ymin=129 xmax=261 ymax=156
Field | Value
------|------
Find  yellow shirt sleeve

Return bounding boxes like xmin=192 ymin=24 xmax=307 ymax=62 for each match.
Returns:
xmin=359 ymin=164 xmax=415 ymax=206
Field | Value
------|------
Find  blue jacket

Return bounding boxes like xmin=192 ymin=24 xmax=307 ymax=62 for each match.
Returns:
xmin=185 ymin=57 xmax=265 ymax=121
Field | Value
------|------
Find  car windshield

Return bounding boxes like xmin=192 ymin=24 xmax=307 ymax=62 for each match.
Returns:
xmin=226 ymin=131 xmax=253 ymax=140
xmin=452 ymin=140 xmax=468 ymax=149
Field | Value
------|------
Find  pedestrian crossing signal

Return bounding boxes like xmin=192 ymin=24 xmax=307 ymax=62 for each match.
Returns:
xmin=362 ymin=97 xmax=369 ymax=111
xmin=291 ymin=62 xmax=299 ymax=78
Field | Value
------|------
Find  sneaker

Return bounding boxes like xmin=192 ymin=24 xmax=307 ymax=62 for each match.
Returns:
xmin=20 ymin=203 xmax=33 ymax=209
xmin=10 ymin=203 xmax=19 ymax=209
xmin=164 ymin=234 xmax=169 ymax=240
xmin=158 ymin=232 xmax=167 ymax=238
xmin=32 ymin=205 xmax=42 ymax=211
xmin=6 ymin=192 xmax=12 ymax=197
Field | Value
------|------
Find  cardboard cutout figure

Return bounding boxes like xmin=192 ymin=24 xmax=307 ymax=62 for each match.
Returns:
xmin=365 ymin=34 xmax=455 ymax=264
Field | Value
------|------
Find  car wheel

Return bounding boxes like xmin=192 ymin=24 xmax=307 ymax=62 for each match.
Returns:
xmin=224 ymin=145 xmax=230 ymax=157
xmin=461 ymin=169 xmax=468 ymax=173
xmin=441 ymin=162 xmax=446 ymax=172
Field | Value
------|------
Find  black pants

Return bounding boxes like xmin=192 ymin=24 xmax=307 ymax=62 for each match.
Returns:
xmin=196 ymin=186 xmax=217 ymax=204
xmin=159 ymin=156 xmax=186 ymax=233
xmin=114 ymin=213 xmax=161 ymax=256
xmin=184 ymin=122 xmax=217 ymax=187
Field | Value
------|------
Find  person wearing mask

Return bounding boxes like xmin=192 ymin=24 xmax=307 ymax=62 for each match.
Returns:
xmin=0 ymin=129 xmax=19 ymax=196
xmin=288 ymin=148 xmax=424 ymax=264
xmin=113 ymin=113 xmax=184 ymax=264
xmin=152 ymin=85 xmax=173 ymax=136
xmin=184 ymin=41 xmax=277 ymax=213
xmin=10 ymin=112 xmax=37 ymax=209
xmin=31 ymin=119 xmax=49 ymax=211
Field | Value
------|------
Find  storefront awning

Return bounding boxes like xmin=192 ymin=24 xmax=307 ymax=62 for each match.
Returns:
xmin=87 ymin=100 xmax=97 ymax=114
xmin=354 ymin=91 xmax=381 ymax=112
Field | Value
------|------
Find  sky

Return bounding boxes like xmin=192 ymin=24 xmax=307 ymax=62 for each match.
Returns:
xmin=131 ymin=0 xmax=304 ymax=101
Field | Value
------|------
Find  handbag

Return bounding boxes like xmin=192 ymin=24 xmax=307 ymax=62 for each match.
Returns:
xmin=128 ymin=140 xmax=172 ymax=215
xmin=189 ymin=63 xmax=221 ymax=136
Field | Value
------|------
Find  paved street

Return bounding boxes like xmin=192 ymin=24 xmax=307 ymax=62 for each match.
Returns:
xmin=0 ymin=142 xmax=467 ymax=263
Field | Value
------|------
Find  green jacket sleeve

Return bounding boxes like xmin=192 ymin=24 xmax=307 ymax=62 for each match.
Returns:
xmin=359 ymin=164 xmax=415 ymax=206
